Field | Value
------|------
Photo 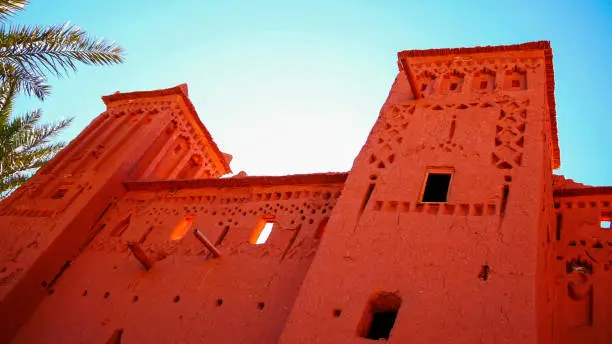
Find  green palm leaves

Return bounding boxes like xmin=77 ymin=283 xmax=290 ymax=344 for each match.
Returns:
xmin=0 ymin=0 xmax=124 ymax=197
xmin=0 ymin=22 xmax=124 ymax=99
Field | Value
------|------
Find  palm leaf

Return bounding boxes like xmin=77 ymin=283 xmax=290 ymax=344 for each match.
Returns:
xmin=0 ymin=3 xmax=123 ymax=197
xmin=0 ymin=0 xmax=26 ymax=23
xmin=0 ymin=104 xmax=72 ymax=197
xmin=0 ymin=79 xmax=16 ymax=123
xmin=0 ymin=23 xmax=124 ymax=75
xmin=0 ymin=63 xmax=50 ymax=99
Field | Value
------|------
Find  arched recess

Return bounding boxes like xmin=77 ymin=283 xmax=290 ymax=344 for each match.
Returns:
xmin=565 ymin=257 xmax=594 ymax=327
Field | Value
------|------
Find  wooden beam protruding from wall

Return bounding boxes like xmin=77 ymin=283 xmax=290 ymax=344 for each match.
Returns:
xmin=399 ymin=58 xmax=421 ymax=99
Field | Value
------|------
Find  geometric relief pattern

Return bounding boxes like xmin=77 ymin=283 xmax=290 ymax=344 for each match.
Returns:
xmin=491 ymin=101 xmax=527 ymax=169
xmin=109 ymin=99 xmax=226 ymax=177
xmin=367 ymin=104 xmax=415 ymax=170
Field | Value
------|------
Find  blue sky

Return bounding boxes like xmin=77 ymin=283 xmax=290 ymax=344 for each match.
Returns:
xmin=12 ymin=0 xmax=612 ymax=185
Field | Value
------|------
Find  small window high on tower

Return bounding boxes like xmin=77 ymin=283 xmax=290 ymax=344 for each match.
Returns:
xmin=601 ymin=212 xmax=611 ymax=230
xmin=250 ymin=216 xmax=276 ymax=244
xmin=170 ymin=215 xmax=195 ymax=240
xmin=421 ymin=170 xmax=452 ymax=203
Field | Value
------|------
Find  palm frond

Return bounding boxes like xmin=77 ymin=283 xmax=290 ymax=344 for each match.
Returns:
xmin=0 ymin=6 xmax=123 ymax=196
xmin=0 ymin=171 xmax=28 ymax=197
xmin=0 ymin=23 xmax=124 ymax=79
xmin=0 ymin=62 xmax=50 ymax=99
xmin=0 ymin=79 xmax=16 ymax=123
xmin=12 ymin=115 xmax=72 ymax=154
xmin=0 ymin=0 xmax=26 ymax=23
xmin=0 ymin=107 xmax=71 ymax=186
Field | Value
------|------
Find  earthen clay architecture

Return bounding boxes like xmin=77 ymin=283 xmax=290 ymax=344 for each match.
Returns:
xmin=0 ymin=41 xmax=610 ymax=344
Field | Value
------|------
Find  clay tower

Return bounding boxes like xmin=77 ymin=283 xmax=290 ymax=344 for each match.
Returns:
xmin=0 ymin=85 xmax=231 ymax=341
xmin=279 ymin=42 xmax=557 ymax=344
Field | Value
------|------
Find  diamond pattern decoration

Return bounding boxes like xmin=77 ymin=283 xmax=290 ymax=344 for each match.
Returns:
xmin=491 ymin=103 xmax=527 ymax=170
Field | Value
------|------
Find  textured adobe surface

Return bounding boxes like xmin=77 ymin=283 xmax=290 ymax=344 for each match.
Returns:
xmin=0 ymin=42 xmax=610 ymax=344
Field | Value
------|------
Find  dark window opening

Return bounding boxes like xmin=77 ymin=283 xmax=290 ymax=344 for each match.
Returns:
xmin=511 ymin=79 xmax=520 ymax=87
xmin=357 ymin=291 xmax=402 ymax=341
xmin=478 ymin=265 xmax=490 ymax=281
xmin=106 ymin=328 xmax=124 ymax=344
xmin=556 ymin=214 xmax=562 ymax=241
xmin=367 ymin=311 xmax=398 ymax=340
xmin=421 ymin=173 xmax=451 ymax=203
xmin=51 ymin=188 xmax=68 ymax=199
xmin=480 ymin=80 xmax=488 ymax=89
xmin=449 ymin=82 xmax=458 ymax=91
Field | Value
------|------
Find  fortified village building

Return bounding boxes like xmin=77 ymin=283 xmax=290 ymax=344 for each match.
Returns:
xmin=0 ymin=41 xmax=610 ymax=344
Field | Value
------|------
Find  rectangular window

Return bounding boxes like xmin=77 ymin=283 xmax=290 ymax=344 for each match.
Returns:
xmin=357 ymin=292 xmax=402 ymax=341
xmin=601 ymin=212 xmax=612 ymax=230
xmin=250 ymin=217 xmax=275 ymax=244
xmin=51 ymin=188 xmax=68 ymax=199
xmin=420 ymin=170 xmax=453 ymax=203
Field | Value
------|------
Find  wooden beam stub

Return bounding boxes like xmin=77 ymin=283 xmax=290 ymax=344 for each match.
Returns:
xmin=127 ymin=241 xmax=155 ymax=270
xmin=193 ymin=228 xmax=221 ymax=258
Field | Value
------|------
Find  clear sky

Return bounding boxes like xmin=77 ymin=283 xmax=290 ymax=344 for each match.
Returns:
xmin=12 ymin=0 xmax=612 ymax=186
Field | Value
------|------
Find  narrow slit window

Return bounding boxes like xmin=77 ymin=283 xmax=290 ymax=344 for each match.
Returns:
xmin=359 ymin=183 xmax=376 ymax=215
xmin=556 ymin=214 xmax=563 ymax=240
xmin=170 ymin=215 xmax=195 ymax=240
xmin=421 ymin=172 xmax=452 ymax=203
xmin=250 ymin=217 xmax=275 ymax=244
